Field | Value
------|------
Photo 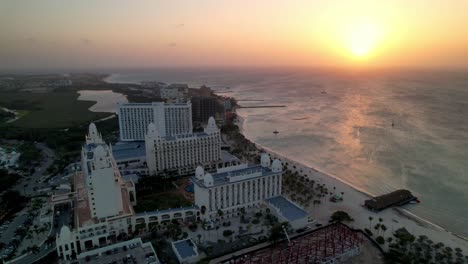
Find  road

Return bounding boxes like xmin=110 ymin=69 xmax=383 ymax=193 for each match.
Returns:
xmin=14 ymin=143 xmax=56 ymax=197
xmin=9 ymin=203 xmax=71 ymax=264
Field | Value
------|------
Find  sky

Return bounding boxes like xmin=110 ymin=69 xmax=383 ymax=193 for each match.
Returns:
xmin=1 ymin=0 xmax=467 ymax=71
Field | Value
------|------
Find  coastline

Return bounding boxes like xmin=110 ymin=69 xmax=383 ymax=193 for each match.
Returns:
xmin=234 ymin=110 xmax=468 ymax=249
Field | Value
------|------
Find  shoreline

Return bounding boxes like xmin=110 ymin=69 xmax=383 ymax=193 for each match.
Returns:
xmin=234 ymin=110 xmax=468 ymax=248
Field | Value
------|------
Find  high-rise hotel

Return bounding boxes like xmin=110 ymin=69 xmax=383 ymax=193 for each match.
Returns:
xmin=145 ymin=117 xmax=221 ymax=176
xmin=118 ymin=102 xmax=192 ymax=141
xmin=55 ymin=123 xmax=136 ymax=260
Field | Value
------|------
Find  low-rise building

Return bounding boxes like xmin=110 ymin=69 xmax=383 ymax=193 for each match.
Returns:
xmin=77 ymin=237 xmax=159 ymax=264
xmin=191 ymin=154 xmax=284 ymax=219
xmin=171 ymin=238 xmax=199 ymax=264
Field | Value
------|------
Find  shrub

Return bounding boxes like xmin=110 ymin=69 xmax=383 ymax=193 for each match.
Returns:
xmin=223 ymin=230 xmax=233 ymax=237
xmin=364 ymin=228 xmax=373 ymax=236
xmin=330 ymin=211 xmax=354 ymax=222
xmin=376 ymin=236 xmax=385 ymax=245
xmin=252 ymin=219 xmax=260 ymax=224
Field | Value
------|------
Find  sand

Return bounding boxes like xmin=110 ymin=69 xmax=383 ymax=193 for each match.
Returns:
xmin=232 ymin=117 xmax=468 ymax=251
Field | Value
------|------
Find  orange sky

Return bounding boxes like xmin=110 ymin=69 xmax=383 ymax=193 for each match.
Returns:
xmin=1 ymin=0 xmax=467 ymax=71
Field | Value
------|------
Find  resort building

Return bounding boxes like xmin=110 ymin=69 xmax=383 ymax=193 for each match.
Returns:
xmin=76 ymin=237 xmax=159 ymax=264
xmin=112 ymin=141 xmax=148 ymax=178
xmin=191 ymin=154 xmax=284 ymax=219
xmin=191 ymin=96 xmax=222 ymax=123
xmin=160 ymin=83 xmax=188 ymax=100
xmin=145 ymin=116 xmax=221 ymax=176
xmin=118 ymin=101 xmax=193 ymax=141
xmin=56 ymin=123 xmax=137 ymax=261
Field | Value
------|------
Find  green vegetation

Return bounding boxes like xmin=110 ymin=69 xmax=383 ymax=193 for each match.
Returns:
xmin=269 ymin=222 xmax=292 ymax=243
xmin=223 ymin=230 xmax=233 ymax=237
xmin=0 ymin=190 xmax=28 ymax=221
xmin=0 ymin=169 xmax=20 ymax=192
xmin=385 ymin=228 xmax=468 ymax=264
xmin=330 ymin=210 xmax=354 ymax=222
xmin=18 ymin=142 xmax=41 ymax=166
xmin=134 ymin=192 xmax=192 ymax=213
xmin=0 ymin=89 xmax=109 ymax=128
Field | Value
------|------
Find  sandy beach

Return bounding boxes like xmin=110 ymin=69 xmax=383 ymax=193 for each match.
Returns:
xmin=235 ymin=117 xmax=468 ymax=252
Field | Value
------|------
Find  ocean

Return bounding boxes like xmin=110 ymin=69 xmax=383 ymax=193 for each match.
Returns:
xmin=105 ymin=67 xmax=468 ymax=237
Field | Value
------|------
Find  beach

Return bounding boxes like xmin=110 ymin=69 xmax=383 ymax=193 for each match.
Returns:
xmin=235 ymin=117 xmax=468 ymax=251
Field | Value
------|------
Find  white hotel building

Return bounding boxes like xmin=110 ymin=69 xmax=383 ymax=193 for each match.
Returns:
xmin=191 ymin=154 xmax=283 ymax=218
xmin=118 ymin=102 xmax=192 ymax=141
xmin=145 ymin=117 xmax=221 ymax=176
xmin=55 ymin=123 xmax=137 ymax=261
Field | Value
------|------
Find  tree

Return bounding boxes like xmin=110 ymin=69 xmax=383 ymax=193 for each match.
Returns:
xmin=368 ymin=216 xmax=373 ymax=229
xmin=31 ymin=245 xmax=40 ymax=254
xmin=381 ymin=224 xmax=387 ymax=237
xmin=330 ymin=211 xmax=353 ymax=222
xmin=217 ymin=209 xmax=224 ymax=219
xmin=223 ymin=230 xmax=233 ymax=237
xmin=201 ymin=205 xmax=206 ymax=215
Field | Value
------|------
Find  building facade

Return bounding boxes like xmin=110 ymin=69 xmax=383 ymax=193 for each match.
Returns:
xmin=145 ymin=117 xmax=221 ymax=176
xmin=118 ymin=102 xmax=193 ymax=141
xmin=56 ymin=123 xmax=136 ymax=261
xmin=191 ymin=154 xmax=283 ymax=218
xmin=191 ymin=96 xmax=222 ymax=123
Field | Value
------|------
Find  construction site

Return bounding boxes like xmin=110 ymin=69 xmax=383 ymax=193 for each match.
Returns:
xmin=218 ymin=222 xmax=382 ymax=264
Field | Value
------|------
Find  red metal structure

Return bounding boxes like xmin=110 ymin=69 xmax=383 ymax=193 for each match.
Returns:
xmin=227 ymin=223 xmax=363 ymax=264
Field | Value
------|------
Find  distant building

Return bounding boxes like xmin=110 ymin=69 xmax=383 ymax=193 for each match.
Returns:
xmin=160 ymin=84 xmax=188 ymax=100
xmin=0 ymin=147 xmax=21 ymax=168
xmin=56 ymin=123 xmax=136 ymax=261
xmin=192 ymin=154 xmax=284 ymax=218
xmin=118 ymin=102 xmax=193 ymax=141
xmin=140 ymin=81 xmax=167 ymax=89
xmin=191 ymin=96 xmax=221 ymax=123
xmin=145 ymin=117 xmax=221 ymax=176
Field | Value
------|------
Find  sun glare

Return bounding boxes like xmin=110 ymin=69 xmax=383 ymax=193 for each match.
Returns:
xmin=344 ymin=21 xmax=382 ymax=58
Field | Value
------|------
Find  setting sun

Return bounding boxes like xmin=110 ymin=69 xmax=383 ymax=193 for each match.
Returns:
xmin=344 ymin=21 xmax=382 ymax=58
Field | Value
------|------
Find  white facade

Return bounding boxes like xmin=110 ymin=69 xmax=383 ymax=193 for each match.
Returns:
xmin=118 ymin=102 xmax=193 ymax=141
xmin=145 ymin=117 xmax=221 ymax=176
xmin=56 ymin=123 xmax=136 ymax=261
xmin=192 ymin=154 xmax=283 ymax=218
xmin=82 ymin=124 xmax=124 ymax=219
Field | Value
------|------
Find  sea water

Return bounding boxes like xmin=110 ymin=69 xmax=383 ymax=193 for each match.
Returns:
xmin=106 ymin=67 xmax=468 ymax=237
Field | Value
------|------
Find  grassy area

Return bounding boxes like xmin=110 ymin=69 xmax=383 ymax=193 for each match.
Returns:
xmin=0 ymin=89 xmax=109 ymax=128
xmin=134 ymin=192 xmax=192 ymax=213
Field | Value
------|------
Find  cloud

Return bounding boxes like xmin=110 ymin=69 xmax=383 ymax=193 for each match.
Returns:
xmin=169 ymin=42 xmax=177 ymax=47
xmin=80 ymin=38 xmax=92 ymax=45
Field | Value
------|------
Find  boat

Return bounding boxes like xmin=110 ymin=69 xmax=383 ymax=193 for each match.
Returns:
xmin=273 ymin=130 xmax=279 ymax=134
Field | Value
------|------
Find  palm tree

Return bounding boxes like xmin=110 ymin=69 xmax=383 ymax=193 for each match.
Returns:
xmin=368 ymin=216 xmax=373 ymax=229
xmin=31 ymin=245 xmax=40 ymax=254
xmin=381 ymin=224 xmax=387 ymax=237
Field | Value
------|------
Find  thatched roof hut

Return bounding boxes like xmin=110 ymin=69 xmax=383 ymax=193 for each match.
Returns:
xmin=364 ymin=189 xmax=416 ymax=211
